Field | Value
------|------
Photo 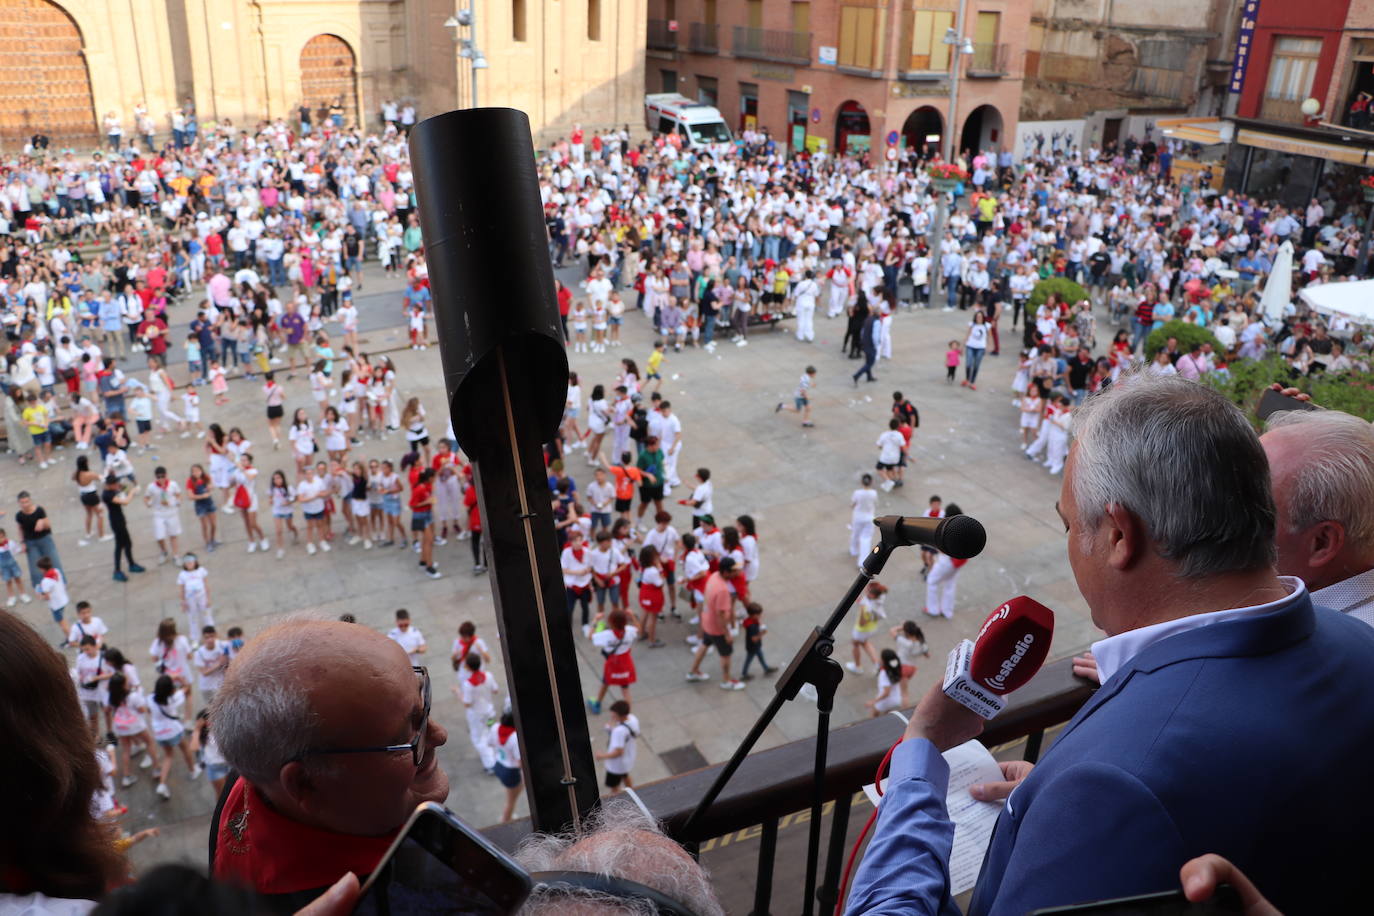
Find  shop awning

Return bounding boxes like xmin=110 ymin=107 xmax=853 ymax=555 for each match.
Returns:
xmin=1157 ymin=118 xmax=1230 ymax=145
xmin=1234 ymin=127 xmax=1374 ymax=167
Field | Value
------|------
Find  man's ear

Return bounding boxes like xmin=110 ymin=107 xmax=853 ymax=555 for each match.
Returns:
xmin=1102 ymin=502 xmax=1145 ymax=572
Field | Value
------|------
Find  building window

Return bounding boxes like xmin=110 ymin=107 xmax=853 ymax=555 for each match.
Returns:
xmin=907 ymin=9 xmax=954 ymax=72
xmin=513 ymin=0 xmax=526 ymax=42
xmin=747 ymin=0 xmax=762 ymax=29
xmin=1264 ymin=36 xmax=1322 ymax=114
xmin=704 ymin=0 xmax=716 ymax=27
xmin=588 ymin=0 xmax=601 ymax=40
xmin=792 ymin=2 xmax=810 ymax=35
xmin=697 ymin=75 xmax=718 ymax=106
xmin=838 ymin=5 xmax=878 ymax=70
xmin=661 ymin=69 xmax=678 ymax=93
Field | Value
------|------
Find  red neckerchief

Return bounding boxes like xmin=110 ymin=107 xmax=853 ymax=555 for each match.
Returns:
xmin=456 ymin=635 xmax=476 ymax=661
xmin=497 ymin=724 xmax=516 ymax=746
xmin=571 ymin=547 xmax=585 ymax=561
xmin=467 ymin=670 xmax=485 ymax=687
xmin=213 ymin=779 xmax=396 ymax=894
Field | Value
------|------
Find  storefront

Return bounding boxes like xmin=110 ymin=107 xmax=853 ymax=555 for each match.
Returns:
xmin=1222 ymin=119 xmax=1374 ymax=207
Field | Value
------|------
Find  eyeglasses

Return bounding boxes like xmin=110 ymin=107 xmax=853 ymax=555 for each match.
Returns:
xmin=297 ymin=666 xmax=432 ymax=767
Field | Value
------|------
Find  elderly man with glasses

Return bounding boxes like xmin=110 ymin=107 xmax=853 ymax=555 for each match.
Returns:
xmin=208 ymin=618 xmax=449 ymax=912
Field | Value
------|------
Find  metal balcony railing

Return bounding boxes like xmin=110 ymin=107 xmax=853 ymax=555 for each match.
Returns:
xmin=688 ymin=21 xmax=719 ymax=54
xmin=969 ymin=42 xmax=1010 ymax=76
xmin=731 ymin=25 xmax=811 ymax=65
xmin=1260 ymin=96 xmax=1307 ymax=123
xmin=648 ymin=18 xmax=676 ymax=51
xmin=484 ymin=655 xmax=1097 ymax=913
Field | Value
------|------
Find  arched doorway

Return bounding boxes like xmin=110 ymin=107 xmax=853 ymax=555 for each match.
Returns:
xmin=300 ymin=34 xmax=358 ymax=130
xmin=958 ymin=105 xmax=1003 ymax=158
xmin=835 ymin=100 xmax=871 ymax=154
xmin=0 ymin=0 xmax=95 ymax=148
xmin=901 ymin=106 xmax=943 ymax=157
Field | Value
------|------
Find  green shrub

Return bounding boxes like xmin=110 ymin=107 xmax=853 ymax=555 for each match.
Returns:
xmin=1144 ymin=321 xmax=1220 ymax=360
xmin=1028 ymin=277 xmax=1089 ymax=313
xmin=1204 ymin=354 xmax=1374 ymax=424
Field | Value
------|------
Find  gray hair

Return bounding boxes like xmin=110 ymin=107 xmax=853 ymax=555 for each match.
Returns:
xmin=515 ymin=800 xmax=724 ymax=916
xmin=208 ymin=619 xmax=322 ymax=786
xmin=1071 ymin=373 xmax=1276 ymax=579
xmin=1265 ymin=409 xmax=1374 ymax=546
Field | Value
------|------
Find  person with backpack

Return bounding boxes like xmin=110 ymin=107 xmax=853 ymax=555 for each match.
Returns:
xmin=596 ymin=700 xmax=641 ymax=796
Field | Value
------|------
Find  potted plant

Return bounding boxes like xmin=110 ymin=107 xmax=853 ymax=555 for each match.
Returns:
xmin=927 ymin=162 xmax=970 ymax=192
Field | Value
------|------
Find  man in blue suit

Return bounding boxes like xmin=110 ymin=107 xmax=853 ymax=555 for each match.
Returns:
xmin=846 ymin=375 xmax=1374 ymax=914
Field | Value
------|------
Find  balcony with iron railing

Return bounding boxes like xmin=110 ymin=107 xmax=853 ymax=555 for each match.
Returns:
xmin=648 ymin=17 xmax=677 ymax=52
xmin=484 ymin=655 xmax=1097 ymax=913
xmin=968 ymin=42 xmax=1012 ymax=77
xmin=1260 ymin=95 xmax=1308 ymax=124
xmin=688 ymin=21 xmax=719 ymax=54
xmin=731 ymin=25 xmax=811 ymax=65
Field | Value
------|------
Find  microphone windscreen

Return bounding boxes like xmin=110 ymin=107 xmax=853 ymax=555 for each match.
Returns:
xmin=940 ymin=514 xmax=987 ymax=559
xmin=968 ymin=596 xmax=1054 ymax=695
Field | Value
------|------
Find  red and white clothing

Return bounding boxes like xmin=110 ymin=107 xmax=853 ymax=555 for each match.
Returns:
xmin=561 ymin=545 xmax=592 ymax=590
xmin=682 ymin=547 xmax=710 ymax=603
xmin=592 ymin=625 xmax=638 ymax=686
xmin=459 ymin=668 xmax=500 ymax=770
xmin=638 ymin=565 xmax=666 ymax=615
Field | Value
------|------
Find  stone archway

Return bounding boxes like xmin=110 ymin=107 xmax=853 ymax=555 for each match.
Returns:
xmin=958 ymin=104 xmax=1004 ymax=158
xmin=901 ymin=106 xmax=943 ymax=156
xmin=0 ymin=0 xmax=96 ymax=148
xmin=834 ymin=99 xmax=871 ymax=154
xmin=300 ymin=34 xmax=358 ymax=129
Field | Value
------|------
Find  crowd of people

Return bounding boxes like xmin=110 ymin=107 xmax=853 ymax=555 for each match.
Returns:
xmin=3 ymin=95 xmax=1374 ymax=914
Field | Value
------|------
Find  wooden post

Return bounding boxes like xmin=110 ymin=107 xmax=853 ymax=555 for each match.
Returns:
xmin=410 ymin=108 xmax=599 ymax=833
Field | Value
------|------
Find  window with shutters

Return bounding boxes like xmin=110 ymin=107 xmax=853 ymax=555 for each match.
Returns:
xmin=907 ymin=9 xmax=955 ymax=72
xmin=588 ymin=0 xmax=601 ymax=40
xmin=838 ymin=6 xmax=878 ymax=70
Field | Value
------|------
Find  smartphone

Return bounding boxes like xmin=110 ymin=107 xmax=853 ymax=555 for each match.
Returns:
xmin=1028 ymin=886 xmax=1243 ymax=915
xmin=354 ymin=802 xmax=531 ymax=915
xmin=1256 ymin=387 xmax=1318 ymax=422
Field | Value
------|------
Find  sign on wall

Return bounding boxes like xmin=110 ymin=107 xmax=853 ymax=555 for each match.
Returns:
xmin=818 ymin=46 xmax=838 ymax=66
xmin=1229 ymin=0 xmax=1261 ymax=94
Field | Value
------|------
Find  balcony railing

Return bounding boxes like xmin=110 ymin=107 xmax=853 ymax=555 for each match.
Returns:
xmin=484 ymin=655 xmax=1097 ymax=913
xmin=731 ymin=25 xmax=811 ymax=65
xmin=688 ymin=21 xmax=720 ymax=54
xmin=648 ymin=18 xmax=676 ymax=51
xmin=1260 ymin=95 xmax=1307 ymax=124
xmin=968 ymin=42 xmax=1011 ymax=77
xmin=1132 ymin=67 xmax=1188 ymax=102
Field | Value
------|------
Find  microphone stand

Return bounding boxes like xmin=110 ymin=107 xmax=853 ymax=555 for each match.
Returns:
xmin=683 ymin=529 xmax=905 ymax=916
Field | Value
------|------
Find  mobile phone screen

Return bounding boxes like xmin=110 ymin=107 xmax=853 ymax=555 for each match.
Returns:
xmin=354 ymin=806 xmax=530 ymax=915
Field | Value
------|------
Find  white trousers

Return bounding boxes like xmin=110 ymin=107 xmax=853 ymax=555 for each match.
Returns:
xmin=184 ymin=591 xmax=214 ymax=636
xmin=1045 ymin=427 xmax=1069 ymax=474
xmin=850 ymin=515 xmax=875 ymax=567
xmin=827 ymin=284 xmax=849 ymax=318
xmin=466 ymin=708 xmax=496 ymax=770
xmin=1024 ymin=421 xmax=1051 ymax=460
xmin=664 ymin=445 xmax=681 ymax=488
xmin=796 ymin=301 xmax=816 ymax=341
xmin=926 ymin=554 xmax=959 ymax=618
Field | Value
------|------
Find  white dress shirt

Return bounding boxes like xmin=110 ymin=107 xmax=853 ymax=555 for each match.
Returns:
xmin=1090 ymin=576 xmax=1305 ymax=685
xmin=1312 ymin=567 xmax=1374 ymax=628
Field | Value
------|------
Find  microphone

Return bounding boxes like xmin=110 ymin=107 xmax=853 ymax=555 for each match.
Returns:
xmin=873 ymin=514 xmax=986 ymax=559
xmin=942 ymin=596 xmax=1054 ymax=719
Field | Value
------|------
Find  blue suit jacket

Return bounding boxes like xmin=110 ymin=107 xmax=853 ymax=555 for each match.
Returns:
xmin=965 ymin=592 xmax=1374 ymax=914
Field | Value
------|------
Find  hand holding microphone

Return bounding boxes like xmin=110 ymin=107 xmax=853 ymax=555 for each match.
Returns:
xmin=903 ymin=596 xmax=1055 ymax=751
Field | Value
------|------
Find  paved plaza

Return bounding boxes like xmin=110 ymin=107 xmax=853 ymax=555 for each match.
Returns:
xmin=6 ymin=272 xmax=1097 ymax=871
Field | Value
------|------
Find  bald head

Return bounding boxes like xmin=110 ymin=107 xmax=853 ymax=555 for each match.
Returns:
xmin=212 ymin=617 xmax=449 ymax=836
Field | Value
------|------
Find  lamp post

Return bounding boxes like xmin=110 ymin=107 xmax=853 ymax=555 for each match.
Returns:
xmin=930 ymin=21 xmax=975 ymax=298
xmin=444 ymin=4 xmax=489 ymax=109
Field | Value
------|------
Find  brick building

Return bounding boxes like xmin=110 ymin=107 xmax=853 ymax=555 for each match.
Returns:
xmin=644 ymin=0 xmax=1031 ymax=160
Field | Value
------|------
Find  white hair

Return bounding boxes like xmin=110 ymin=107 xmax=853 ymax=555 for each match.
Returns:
xmin=1071 ymin=373 xmax=1276 ymax=579
xmin=1265 ymin=409 xmax=1374 ymax=546
xmin=515 ymin=801 xmax=724 ymax=916
xmin=208 ymin=618 xmax=325 ymax=786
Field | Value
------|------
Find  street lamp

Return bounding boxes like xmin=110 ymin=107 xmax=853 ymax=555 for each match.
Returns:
xmin=444 ymin=5 xmax=486 ymax=108
xmin=930 ymin=1 xmax=976 ymax=297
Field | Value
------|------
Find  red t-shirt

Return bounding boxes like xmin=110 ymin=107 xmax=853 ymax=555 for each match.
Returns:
xmin=409 ymin=482 xmax=432 ymax=511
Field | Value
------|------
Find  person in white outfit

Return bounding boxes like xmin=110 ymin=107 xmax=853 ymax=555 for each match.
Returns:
xmin=849 ymin=474 xmax=879 ymax=567
xmin=458 ymin=652 xmax=499 ymax=771
xmin=793 ymin=270 xmax=820 ymax=342
xmin=1043 ymin=395 xmax=1073 ymax=475
xmin=878 ymin=302 xmax=894 ymax=360
xmin=924 ymin=502 xmax=968 ymax=618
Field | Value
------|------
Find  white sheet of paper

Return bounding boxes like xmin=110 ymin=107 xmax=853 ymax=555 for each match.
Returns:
xmin=862 ymin=739 xmax=1005 ymax=896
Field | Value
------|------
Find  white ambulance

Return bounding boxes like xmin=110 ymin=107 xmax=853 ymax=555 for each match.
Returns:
xmin=643 ymin=93 xmax=733 ymax=149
